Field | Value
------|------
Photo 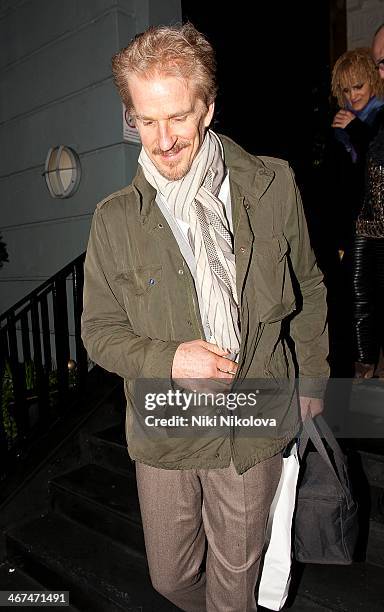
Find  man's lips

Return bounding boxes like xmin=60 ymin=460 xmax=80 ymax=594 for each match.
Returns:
xmin=160 ymin=149 xmax=183 ymax=158
xmin=153 ymin=143 xmax=190 ymax=160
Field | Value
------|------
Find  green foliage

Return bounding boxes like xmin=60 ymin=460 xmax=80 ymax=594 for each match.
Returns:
xmin=1 ymin=359 xmax=79 ymax=443
xmin=25 ymin=360 xmax=36 ymax=392
xmin=1 ymin=363 xmax=17 ymax=443
xmin=0 ymin=233 xmax=9 ymax=269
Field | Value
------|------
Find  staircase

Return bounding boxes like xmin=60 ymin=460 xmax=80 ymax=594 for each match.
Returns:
xmin=0 ymin=371 xmax=178 ymax=611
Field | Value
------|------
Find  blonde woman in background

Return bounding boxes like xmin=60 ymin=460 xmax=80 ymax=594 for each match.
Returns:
xmin=331 ymin=48 xmax=384 ymax=378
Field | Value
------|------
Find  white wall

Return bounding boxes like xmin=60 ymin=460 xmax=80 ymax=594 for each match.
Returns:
xmin=0 ymin=0 xmax=181 ymax=313
xmin=347 ymin=0 xmax=384 ymax=48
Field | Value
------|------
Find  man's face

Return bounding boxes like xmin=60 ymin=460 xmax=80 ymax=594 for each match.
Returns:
xmin=128 ymin=73 xmax=214 ymax=181
xmin=373 ymin=29 xmax=384 ymax=79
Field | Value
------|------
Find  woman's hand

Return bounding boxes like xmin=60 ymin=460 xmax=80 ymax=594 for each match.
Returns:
xmin=332 ymin=109 xmax=355 ymax=129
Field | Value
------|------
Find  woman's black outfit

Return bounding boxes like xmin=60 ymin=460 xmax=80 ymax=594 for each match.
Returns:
xmin=324 ymin=104 xmax=384 ymax=375
xmin=353 ymin=115 xmax=384 ymax=366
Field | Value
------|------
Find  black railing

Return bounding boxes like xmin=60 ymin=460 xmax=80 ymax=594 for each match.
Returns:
xmin=0 ymin=253 xmax=88 ymax=478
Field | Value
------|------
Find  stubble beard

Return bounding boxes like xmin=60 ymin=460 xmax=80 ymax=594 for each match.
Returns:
xmin=155 ymin=159 xmax=192 ymax=181
xmin=151 ymin=140 xmax=192 ymax=181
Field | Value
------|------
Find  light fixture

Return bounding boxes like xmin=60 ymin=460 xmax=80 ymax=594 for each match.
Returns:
xmin=43 ymin=145 xmax=81 ymax=198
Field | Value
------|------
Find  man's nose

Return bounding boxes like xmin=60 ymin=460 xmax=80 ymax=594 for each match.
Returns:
xmin=157 ymin=122 xmax=176 ymax=151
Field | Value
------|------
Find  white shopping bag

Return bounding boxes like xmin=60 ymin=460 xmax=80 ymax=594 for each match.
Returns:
xmin=257 ymin=442 xmax=300 ymax=611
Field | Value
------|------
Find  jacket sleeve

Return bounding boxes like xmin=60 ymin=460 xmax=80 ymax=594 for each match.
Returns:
xmin=283 ymin=166 xmax=330 ymax=397
xmin=81 ymin=207 xmax=180 ymax=381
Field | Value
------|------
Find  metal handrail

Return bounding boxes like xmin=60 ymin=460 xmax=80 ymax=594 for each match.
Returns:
xmin=0 ymin=252 xmax=88 ymax=477
xmin=0 ymin=253 xmax=86 ymax=324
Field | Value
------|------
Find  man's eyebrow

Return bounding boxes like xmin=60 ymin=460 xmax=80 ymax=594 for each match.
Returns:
xmin=135 ymin=108 xmax=194 ymax=121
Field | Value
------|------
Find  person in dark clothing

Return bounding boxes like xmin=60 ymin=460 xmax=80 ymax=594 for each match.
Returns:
xmin=325 ymin=48 xmax=384 ymax=378
xmin=351 ymin=28 xmax=384 ymax=379
xmin=331 ymin=48 xmax=384 ymax=259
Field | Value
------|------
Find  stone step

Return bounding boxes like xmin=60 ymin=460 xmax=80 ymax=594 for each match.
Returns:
xmin=0 ymin=562 xmax=80 ymax=610
xmin=5 ymin=513 xmax=177 ymax=612
xmin=87 ymin=424 xmax=134 ymax=476
xmin=49 ymin=464 xmax=145 ymax=560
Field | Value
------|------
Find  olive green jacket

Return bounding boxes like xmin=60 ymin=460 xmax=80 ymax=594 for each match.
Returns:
xmin=81 ymin=135 xmax=329 ymax=474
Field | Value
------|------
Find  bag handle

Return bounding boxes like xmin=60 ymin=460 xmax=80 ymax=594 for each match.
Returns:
xmin=299 ymin=416 xmax=353 ymax=505
xmin=299 ymin=415 xmax=344 ymax=462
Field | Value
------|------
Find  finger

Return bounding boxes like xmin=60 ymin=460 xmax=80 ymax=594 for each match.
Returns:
xmin=204 ymin=342 xmax=229 ymax=357
xmin=216 ymin=356 xmax=237 ymax=374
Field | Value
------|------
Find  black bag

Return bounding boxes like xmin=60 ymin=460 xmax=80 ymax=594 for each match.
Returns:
xmin=294 ymin=415 xmax=359 ymax=564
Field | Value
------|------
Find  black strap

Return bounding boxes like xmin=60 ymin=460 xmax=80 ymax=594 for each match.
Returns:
xmin=299 ymin=416 xmax=353 ymax=505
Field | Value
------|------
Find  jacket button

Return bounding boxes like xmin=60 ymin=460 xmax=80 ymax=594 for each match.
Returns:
xmin=239 ymin=246 xmax=246 ymax=253
xmin=178 ymin=269 xmax=184 ymax=275
xmin=158 ymin=223 xmax=163 ymax=229
xmin=244 ymin=202 xmax=250 ymax=210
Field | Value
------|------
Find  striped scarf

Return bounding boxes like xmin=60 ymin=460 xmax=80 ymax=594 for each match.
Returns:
xmin=139 ymin=130 xmax=240 ymax=354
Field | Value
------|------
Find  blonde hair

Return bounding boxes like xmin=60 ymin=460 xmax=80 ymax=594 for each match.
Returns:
xmin=331 ymin=47 xmax=384 ymax=107
xmin=111 ymin=22 xmax=217 ymax=112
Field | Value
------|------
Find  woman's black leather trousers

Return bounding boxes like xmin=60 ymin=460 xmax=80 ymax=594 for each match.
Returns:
xmin=352 ymin=235 xmax=384 ymax=363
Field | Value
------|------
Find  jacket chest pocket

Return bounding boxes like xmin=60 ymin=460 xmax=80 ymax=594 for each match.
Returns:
xmin=116 ymin=265 xmax=163 ymax=296
xmin=250 ymin=235 xmax=296 ymax=323
xmin=115 ymin=265 xmax=164 ymax=335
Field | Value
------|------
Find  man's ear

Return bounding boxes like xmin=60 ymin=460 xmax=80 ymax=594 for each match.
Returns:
xmin=204 ymin=101 xmax=215 ymax=128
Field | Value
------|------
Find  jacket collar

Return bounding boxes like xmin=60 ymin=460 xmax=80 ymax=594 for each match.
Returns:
xmin=219 ymin=133 xmax=275 ymax=203
xmin=131 ymin=132 xmax=275 ymax=218
xmin=131 ymin=166 xmax=157 ymax=219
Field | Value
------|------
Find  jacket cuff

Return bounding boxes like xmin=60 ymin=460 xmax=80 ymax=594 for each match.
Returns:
xmin=299 ymin=376 xmax=328 ymax=399
xmin=145 ymin=341 xmax=180 ymax=381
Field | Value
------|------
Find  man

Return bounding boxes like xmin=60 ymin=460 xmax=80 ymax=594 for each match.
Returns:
xmin=373 ymin=23 xmax=384 ymax=76
xmin=81 ymin=23 xmax=328 ymax=612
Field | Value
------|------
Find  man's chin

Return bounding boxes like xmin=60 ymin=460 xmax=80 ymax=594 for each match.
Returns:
xmin=156 ymin=161 xmax=190 ymax=181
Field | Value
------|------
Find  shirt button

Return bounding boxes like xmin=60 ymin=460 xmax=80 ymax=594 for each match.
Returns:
xmin=178 ymin=269 xmax=184 ymax=275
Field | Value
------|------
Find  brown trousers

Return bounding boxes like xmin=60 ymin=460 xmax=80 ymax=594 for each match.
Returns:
xmin=135 ymin=454 xmax=282 ymax=612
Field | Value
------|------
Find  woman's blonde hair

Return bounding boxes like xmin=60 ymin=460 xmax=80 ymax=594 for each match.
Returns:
xmin=112 ymin=22 xmax=217 ymax=112
xmin=331 ymin=47 xmax=384 ymax=107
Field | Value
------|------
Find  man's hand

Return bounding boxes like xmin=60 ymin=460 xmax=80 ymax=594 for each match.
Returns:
xmin=331 ymin=109 xmax=355 ymax=129
xmin=172 ymin=339 xmax=238 ymax=385
xmin=300 ymin=396 xmax=323 ymax=421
